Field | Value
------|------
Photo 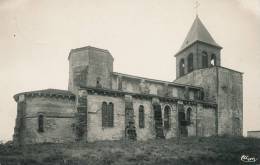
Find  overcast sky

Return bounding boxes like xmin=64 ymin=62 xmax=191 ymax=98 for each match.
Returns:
xmin=0 ymin=0 xmax=259 ymax=141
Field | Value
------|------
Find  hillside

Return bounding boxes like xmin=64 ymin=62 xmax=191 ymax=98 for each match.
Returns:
xmin=0 ymin=136 xmax=259 ymax=165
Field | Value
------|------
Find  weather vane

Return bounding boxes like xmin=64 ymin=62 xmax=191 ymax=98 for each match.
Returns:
xmin=194 ymin=0 xmax=200 ymax=16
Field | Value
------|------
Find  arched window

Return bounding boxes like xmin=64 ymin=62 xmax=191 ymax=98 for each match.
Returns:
xmin=38 ymin=114 xmax=44 ymax=133
xmin=187 ymin=53 xmax=193 ymax=73
xmin=102 ymin=102 xmax=108 ymax=127
xmin=107 ymin=102 xmax=114 ymax=127
xmin=187 ymin=108 xmax=192 ymax=122
xmin=211 ymin=54 xmax=216 ymax=66
xmin=164 ymin=105 xmax=171 ymax=129
xmin=202 ymin=51 xmax=208 ymax=68
xmin=179 ymin=58 xmax=185 ymax=76
xmin=139 ymin=105 xmax=145 ymax=128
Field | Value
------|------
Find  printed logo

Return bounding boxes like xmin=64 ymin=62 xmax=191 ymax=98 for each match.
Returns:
xmin=241 ymin=155 xmax=258 ymax=163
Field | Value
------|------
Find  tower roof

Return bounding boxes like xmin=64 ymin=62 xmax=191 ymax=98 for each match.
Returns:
xmin=179 ymin=16 xmax=221 ymax=52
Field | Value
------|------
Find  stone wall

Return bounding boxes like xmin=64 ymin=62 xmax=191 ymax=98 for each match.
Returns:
xmin=174 ymin=66 xmax=243 ymax=136
xmin=196 ymin=104 xmax=217 ymax=136
xmin=217 ymin=67 xmax=243 ymax=136
xmin=13 ymin=95 xmax=26 ymax=145
xmin=86 ymin=91 xmax=217 ymax=142
xmin=86 ymin=95 xmax=125 ymax=142
xmin=132 ymin=98 xmax=155 ymax=140
xmin=174 ymin=67 xmax=218 ymax=102
xmin=68 ymin=46 xmax=113 ymax=93
xmin=160 ymin=102 xmax=178 ymax=139
xmin=87 ymin=93 xmax=180 ymax=142
xmin=14 ymin=90 xmax=218 ymax=144
xmin=18 ymin=96 xmax=76 ymax=144
xmin=75 ymin=89 xmax=88 ymax=141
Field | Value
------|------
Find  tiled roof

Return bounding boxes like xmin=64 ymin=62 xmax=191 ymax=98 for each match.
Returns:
xmin=112 ymin=72 xmax=203 ymax=90
xmin=180 ymin=16 xmax=221 ymax=51
xmin=14 ymin=89 xmax=75 ymax=101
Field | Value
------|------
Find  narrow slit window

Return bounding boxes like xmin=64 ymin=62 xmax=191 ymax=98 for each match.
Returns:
xmin=107 ymin=102 xmax=114 ymax=127
xmin=102 ymin=102 xmax=108 ymax=127
xmin=139 ymin=105 xmax=145 ymax=128
xmin=187 ymin=108 xmax=192 ymax=122
xmin=38 ymin=114 xmax=44 ymax=133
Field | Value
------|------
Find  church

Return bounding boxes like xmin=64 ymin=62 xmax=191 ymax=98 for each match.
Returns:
xmin=12 ymin=16 xmax=243 ymax=144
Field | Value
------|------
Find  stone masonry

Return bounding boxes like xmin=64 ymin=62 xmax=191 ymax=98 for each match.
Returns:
xmin=13 ymin=16 xmax=242 ymax=144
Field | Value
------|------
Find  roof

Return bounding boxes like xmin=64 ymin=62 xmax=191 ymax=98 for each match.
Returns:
xmin=14 ymin=89 xmax=75 ymax=101
xmin=179 ymin=16 xmax=221 ymax=52
xmin=68 ymin=46 xmax=113 ymax=60
xmin=82 ymin=86 xmax=217 ymax=107
xmin=112 ymin=72 xmax=203 ymax=90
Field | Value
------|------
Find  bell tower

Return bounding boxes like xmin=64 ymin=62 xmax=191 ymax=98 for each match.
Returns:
xmin=174 ymin=16 xmax=243 ymax=136
xmin=175 ymin=16 xmax=222 ymax=78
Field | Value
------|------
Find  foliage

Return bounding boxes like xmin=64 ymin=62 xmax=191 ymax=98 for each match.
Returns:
xmin=0 ymin=136 xmax=259 ymax=165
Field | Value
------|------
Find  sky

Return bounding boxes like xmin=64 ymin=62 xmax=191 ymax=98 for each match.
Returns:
xmin=0 ymin=0 xmax=259 ymax=141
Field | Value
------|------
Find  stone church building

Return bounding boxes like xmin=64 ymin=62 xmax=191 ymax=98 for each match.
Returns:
xmin=13 ymin=16 xmax=243 ymax=144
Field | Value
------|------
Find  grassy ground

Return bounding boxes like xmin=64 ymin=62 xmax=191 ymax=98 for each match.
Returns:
xmin=0 ymin=136 xmax=260 ymax=165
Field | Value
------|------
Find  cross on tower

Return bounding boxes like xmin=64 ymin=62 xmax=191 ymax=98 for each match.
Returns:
xmin=194 ymin=0 xmax=200 ymax=16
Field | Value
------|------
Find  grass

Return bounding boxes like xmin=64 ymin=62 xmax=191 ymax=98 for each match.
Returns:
xmin=0 ymin=136 xmax=260 ymax=165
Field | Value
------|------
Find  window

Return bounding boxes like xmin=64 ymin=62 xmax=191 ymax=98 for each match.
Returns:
xmin=139 ymin=105 xmax=145 ymax=128
xmin=164 ymin=106 xmax=171 ymax=129
xmin=102 ymin=102 xmax=107 ymax=127
xmin=179 ymin=58 xmax=185 ymax=76
xmin=187 ymin=108 xmax=192 ymax=122
xmin=202 ymin=51 xmax=208 ymax=68
xmin=102 ymin=102 xmax=114 ymax=127
xmin=187 ymin=53 xmax=193 ymax=72
xmin=211 ymin=54 xmax=216 ymax=66
xmin=38 ymin=114 xmax=44 ymax=133
xmin=107 ymin=102 xmax=114 ymax=127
